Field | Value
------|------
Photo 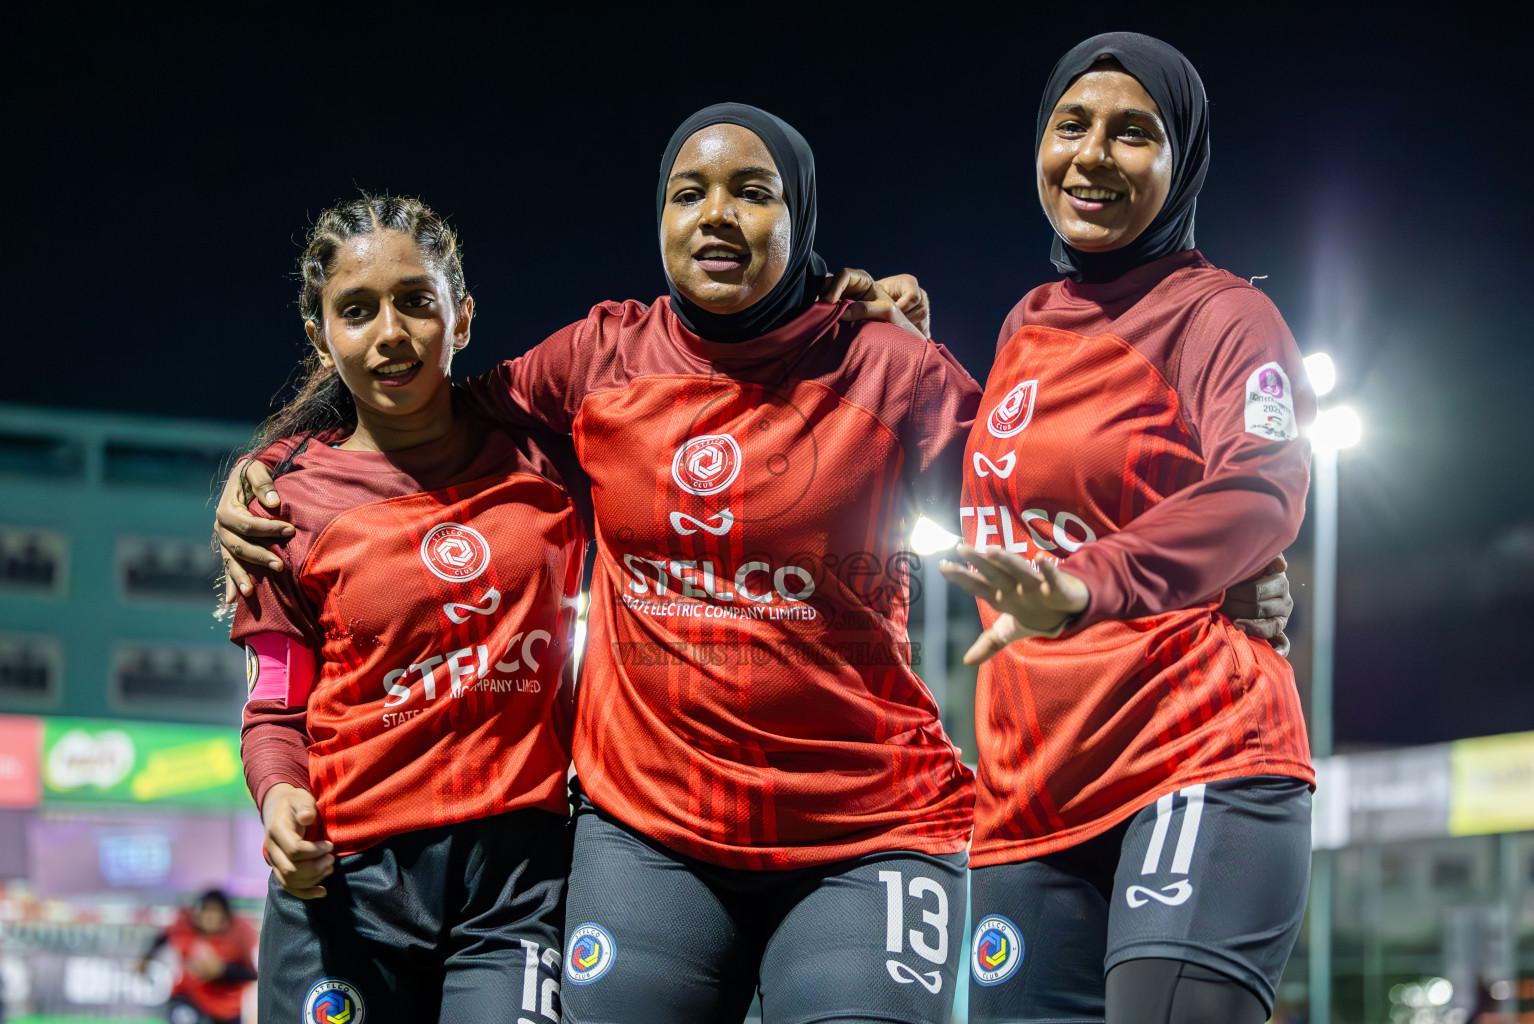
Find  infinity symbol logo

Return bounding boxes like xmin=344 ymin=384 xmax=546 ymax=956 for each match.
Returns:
xmin=972 ymin=452 xmax=1016 ymax=479
xmin=443 ymin=587 xmax=501 ymax=623
xmin=668 ymin=509 xmax=735 ymax=536
xmin=886 ymin=960 xmax=943 ymax=994
xmin=1125 ymin=880 xmax=1193 ymax=908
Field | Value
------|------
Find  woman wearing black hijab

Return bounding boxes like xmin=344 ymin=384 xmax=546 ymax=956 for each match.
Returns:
xmin=518 ymin=101 xmax=983 ymax=1024
xmin=943 ymin=34 xmax=1315 ymax=1024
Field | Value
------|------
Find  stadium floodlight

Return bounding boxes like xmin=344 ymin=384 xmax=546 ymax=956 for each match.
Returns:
xmin=1303 ymin=352 xmax=1337 ymax=397
xmin=1310 ymin=405 xmax=1363 ymax=452
xmin=910 ymin=515 xmax=960 ymax=555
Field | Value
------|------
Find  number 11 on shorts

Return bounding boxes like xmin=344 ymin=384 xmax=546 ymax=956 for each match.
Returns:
xmin=879 ymin=869 xmax=948 ymax=994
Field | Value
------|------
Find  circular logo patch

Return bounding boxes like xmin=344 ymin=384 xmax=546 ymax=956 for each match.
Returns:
xmin=419 ymin=523 xmax=491 ymax=583
xmin=565 ymin=922 xmax=616 ymax=985
xmin=987 ymin=379 xmax=1038 ymax=439
xmin=303 ymin=978 xmax=365 ymax=1024
xmin=670 ymin=433 xmax=742 ymax=496
xmin=970 ymin=914 xmax=1023 ymax=986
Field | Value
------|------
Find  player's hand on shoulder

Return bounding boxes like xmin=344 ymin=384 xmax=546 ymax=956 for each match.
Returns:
xmin=214 ymin=457 xmax=295 ymax=603
xmin=261 ymin=782 xmax=334 ymax=899
xmin=1222 ymin=554 xmax=1293 ymax=657
xmin=821 ymin=268 xmax=930 ymax=339
xmin=940 ymin=545 xmax=1090 ymax=664
xmin=873 ymin=274 xmax=930 ymax=338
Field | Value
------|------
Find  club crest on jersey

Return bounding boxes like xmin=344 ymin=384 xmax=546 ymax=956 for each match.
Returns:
xmin=987 ymin=380 xmax=1038 ymax=439
xmin=970 ymin=915 xmax=1023 ymax=986
xmin=565 ymin=923 xmax=616 ymax=985
xmin=303 ymin=978 xmax=365 ymax=1024
xmin=419 ymin=522 xmax=491 ymax=583
xmin=671 ymin=433 xmax=742 ymax=496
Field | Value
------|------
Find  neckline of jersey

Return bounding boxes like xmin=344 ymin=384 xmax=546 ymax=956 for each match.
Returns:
xmin=1057 ymin=249 xmax=1207 ymax=308
xmin=297 ymin=415 xmax=501 ymax=486
xmin=662 ymin=295 xmax=846 ymax=363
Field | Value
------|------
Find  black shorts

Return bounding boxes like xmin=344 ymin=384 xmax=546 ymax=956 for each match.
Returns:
xmin=257 ymin=808 xmax=571 ymax=1024
xmin=561 ymin=801 xmax=967 ymax=1024
xmin=967 ymin=775 xmax=1311 ymax=1023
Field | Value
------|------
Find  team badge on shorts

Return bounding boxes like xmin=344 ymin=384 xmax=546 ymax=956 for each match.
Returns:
xmin=565 ymin=922 xmax=616 ymax=984
xmin=970 ymin=915 xmax=1023 ymax=986
xmin=303 ymin=978 xmax=365 ymax=1024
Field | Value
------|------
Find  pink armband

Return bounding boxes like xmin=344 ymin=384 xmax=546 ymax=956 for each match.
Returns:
xmin=244 ymin=633 xmax=317 ymax=705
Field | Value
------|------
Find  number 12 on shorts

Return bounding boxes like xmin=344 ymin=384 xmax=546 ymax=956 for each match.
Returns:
xmin=879 ymin=870 xmax=948 ymax=994
xmin=518 ymin=939 xmax=560 ymax=1022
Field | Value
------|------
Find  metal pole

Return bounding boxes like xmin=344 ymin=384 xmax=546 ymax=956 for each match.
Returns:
xmin=1498 ymin=832 xmax=1521 ymax=1018
xmin=1309 ymin=446 xmax=1338 ymax=1024
xmin=922 ymin=553 xmax=949 ymax=719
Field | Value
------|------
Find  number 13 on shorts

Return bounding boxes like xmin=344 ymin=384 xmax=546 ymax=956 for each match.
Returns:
xmin=879 ymin=869 xmax=950 ymax=993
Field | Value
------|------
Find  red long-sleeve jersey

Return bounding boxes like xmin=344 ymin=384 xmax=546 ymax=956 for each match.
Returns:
xmin=234 ymin=417 xmax=587 ymax=855
xmin=961 ymin=250 xmax=1315 ymax=867
xmin=161 ymin=912 xmax=257 ymax=1021
xmin=461 ymin=297 xmax=978 ymax=870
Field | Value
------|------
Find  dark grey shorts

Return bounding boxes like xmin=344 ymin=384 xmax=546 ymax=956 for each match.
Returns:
xmin=967 ymin=775 xmax=1311 ymax=1023
xmin=256 ymin=808 xmax=571 ymax=1024
xmin=561 ymin=801 xmax=967 ymax=1024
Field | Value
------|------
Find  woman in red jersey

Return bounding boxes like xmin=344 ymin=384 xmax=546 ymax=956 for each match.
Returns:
xmin=231 ymin=195 xmax=587 ymax=1024
xmin=944 ymin=33 xmax=1314 ymax=1024
xmin=457 ymin=102 xmax=980 ymax=1024
xmin=139 ymin=890 xmax=256 ymax=1024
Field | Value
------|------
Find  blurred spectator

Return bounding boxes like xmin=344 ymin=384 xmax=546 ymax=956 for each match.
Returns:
xmin=139 ymin=890 xmax=256 ymax=1024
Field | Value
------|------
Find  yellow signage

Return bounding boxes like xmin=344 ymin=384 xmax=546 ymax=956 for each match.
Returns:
xmin=129 ymin=737 xmax=242 ymax=802
xmin=1449 ymin=731 xmax=1534 ymax=836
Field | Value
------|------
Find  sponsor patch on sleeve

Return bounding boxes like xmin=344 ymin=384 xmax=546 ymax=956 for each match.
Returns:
xmin=1244 ymin=361 xmax=1299 ymax=441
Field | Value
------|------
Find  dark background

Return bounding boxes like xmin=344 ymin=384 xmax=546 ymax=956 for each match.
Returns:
xmin=7 ymin=4 xmax=1531 ymax=748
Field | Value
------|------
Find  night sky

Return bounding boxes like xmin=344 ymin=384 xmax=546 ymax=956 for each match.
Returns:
xmin=7 ymin=5 xmax=1531 ymax=748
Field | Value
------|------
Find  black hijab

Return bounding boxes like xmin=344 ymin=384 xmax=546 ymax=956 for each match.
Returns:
xmin=1036 ymin=32 xmax=1210 ymax=283
xmin=657 ymin=102 xmax=828 ymax=343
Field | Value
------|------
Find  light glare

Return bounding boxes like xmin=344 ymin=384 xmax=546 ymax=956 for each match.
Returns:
xmin=910 ymin=515 xmax=959 ymax=555
xmin=1311 ymin=405 xmax=1362 ymax=452
xmin=1304 ymin=352 xmax=1337 ymax=397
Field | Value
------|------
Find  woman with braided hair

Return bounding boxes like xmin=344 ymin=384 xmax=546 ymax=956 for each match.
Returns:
xmin=231 ymin=194 xmax=587 ymax=1023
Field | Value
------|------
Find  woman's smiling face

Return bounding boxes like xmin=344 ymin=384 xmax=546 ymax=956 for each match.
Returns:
xmin=1037 ymin=63 xmax=1174 ymax=254
xmin=305 ymin=230 xmax=468 ymax=421
xmin=660 ymin=123 xmax=792 ymax=316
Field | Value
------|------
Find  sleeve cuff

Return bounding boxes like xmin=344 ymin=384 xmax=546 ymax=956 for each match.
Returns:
xmin=253 ymin=773 xmax=312 ymax=816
